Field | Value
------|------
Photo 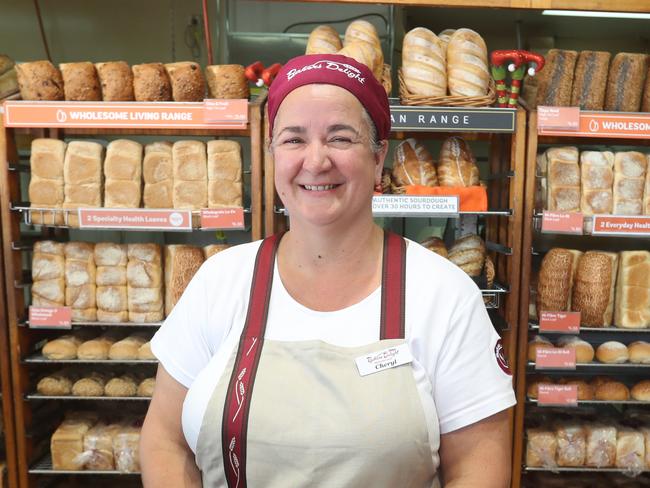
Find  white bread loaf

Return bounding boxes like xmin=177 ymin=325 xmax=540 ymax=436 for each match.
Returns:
xmin=571 ymin=251 xmax=618 ymax=327
xmin=615 ymin=251 xmax=650 ymax=329
xmin=172 ymin=140 xmax=207 ymax=210
xmin=104 ymin=140 xmax=142 ymax=180
xmin=127 ymin=243 xmax=163 ymax=321
xmin=401 ymin=27 xmax=446 ymax=96
xmin=644 ymin=154 xmax=650 ymax=214
xmin=306 ymin=25 xmax=342 ymax=55
xmin=96 ymin=266 xmax=126 ymax=286
xmin=164 ymin=245 xmax=204 ymax=316
xmin=207 ymin=140 xmax=243 ymax=207
xmin=32 ymin=252 xmax=64 ymax=282
xmin=446 ymin=28 xmax=489 ymax=97
xmin=144 ymin=181 xmax=173 ymax=209
xmin=613 ymin=151 xmax=647 ymax=215
xmin=30 ymin=138 xmax=65 ymax=180
xmin=143 ymin=140 xmax=173 ymax=209
xmin=96 ymin=286 xmax=127 ymax=314
xmin=104 ymin=180 xmax=141 ymax=208
xmin=32 ymin=278 xmax=65 ymax=306
xmin=94 ymin=243 xmax=127 ymax=267
xmin=580 ymin=151 xmax=614 ymax=216
xmin=64 ymin=141 xmax=103 ymax=185
xmin=585 ymin=424 xmax=616 ymax=467
xmin=545 ymin=147 xmax=580 ymax=212
xmin=173 ymin=181 xmax=207 ymax=210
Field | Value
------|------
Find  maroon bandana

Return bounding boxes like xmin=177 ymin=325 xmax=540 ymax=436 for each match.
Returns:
xmin=267 ymin=54 xmax=391 ymax=140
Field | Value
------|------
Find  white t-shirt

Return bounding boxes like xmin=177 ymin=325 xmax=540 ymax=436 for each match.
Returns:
xmin=151 ymin=239 xmax=516 ymax=456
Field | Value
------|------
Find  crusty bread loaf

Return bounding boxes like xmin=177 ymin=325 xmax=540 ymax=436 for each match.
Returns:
xmin=338 ymin=41 xmax=383 ymax=81
xmin=391 ymin=138 xmax=437 ymax=189
xmin=537 ymin=248 xmax=583 ymax=315
xmin=43 ymin=334 xmax=84 ymax=360
xmin=15 ymin=61 xmax=64 ymax=100
xmin=96 ymin=286 xmax=127 ymax=314
xmin=580 ymin=151 xmax=614 ymax=216
xmin=446 ymin=28 xmax=489 ymax=97
xmin=60 ymin=62 xmax=101 ymax=101
xmin=126 ymin=260 xmax=162 ymax=288
xmin=605 ymin=53 xmax=648 ymax=112
xmin=32 ymin=279 xmax=65 ymax=306
xmin=438 ymin=136 xmax=479 ymax=187
xmin=204 ymin=244 xmax=230 ymax=259
xmin=109 ymin=334 xmax=148 ymax=360
xmin=77 ymin=333 xmax=118 ymax=360
xmin=645 ymin=154 xmax=650 ymax=214
xmin=137 ymin=341 xmax=155 ymax=360
xmin=536 ymin=50 xmax=577 ymax=107
xmin=127 ymin=244 xmax=163 ymax=321
xmin=421 ymin=236 xmax=447 ymax=258
xmin=306 ymin=25 xmax=342 ymax=55
xmin=343 ymin=20 xmax=383 ymax=80
xmin=96 ymin=310 xmax=128 ymax=323
xmin=94 ymin=243 xmax=127 ymax=267
xmin=127 ymin=244 xmax=162 ymax=264
xmin=207 ymin=140 xmax=243 ymax=207
xmin=205 ymin=65 xmax=249 ymax=99
xmin=570 ymin=51 xmax=611 ymax=110
xmin=132 ymin=63 xmax=171 ymax=102
xmin=32 ymin=252 xmax=64 ymax=282
xmin=571 ymin=251 xmax=619 ymax=327
xmin=165 ymin=62 xmax=205 ymax=101
xmin=631 ymin=380 xmax=650 ymax=401
xmin=613 ymin=151 xmax=647 ymax=215
xmin=95 ymin=61 xmax=134 ymax=101
xmin=164 ymin=245 xmax=204 ymax=316
xmin=401 ymin=27 xmax=446 ymax=97
xmin=545 ymin=147 xmax=580 ymax=212
xmin=615 ymin=251 xmax=650 ymax=329
xmin=447 ymin=234 xmax=485 ymax=277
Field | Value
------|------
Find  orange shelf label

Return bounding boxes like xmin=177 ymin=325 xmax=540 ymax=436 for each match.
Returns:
xmin=539 ymin=111 xmax=650 ymax=139
xmin=541 ymin=211 xmax=583 ymax=234
xmin=29 ymin=306 xmax=72 ymax=328
xmin=200 ymin=208 xmax=245 ymax=230
xmin=78 ymin=208 xmax=192 ymax=231
xmin=592 ymin=215 xmax=650 ymax=236
xmin=2 ymin=100 xmax=247 ymax=129
xmin=538 ymin=106 xmax=580 ymax=131
xmin=537 ymin=384 xmax=578 ymax=406
xmin=204 ymin=99 xmax=248 ymax=124
xmin=539 ymin=311 xmax=581 ymax=334
xmin=535 ymin=347 xmax=576 ymax=370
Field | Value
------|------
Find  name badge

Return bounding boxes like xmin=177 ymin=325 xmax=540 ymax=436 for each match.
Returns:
xmin=355 ymin=343 xmax=413 ymax=377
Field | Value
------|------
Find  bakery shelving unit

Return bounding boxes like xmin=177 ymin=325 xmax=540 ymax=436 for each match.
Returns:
xmin=0 ymin=95 xmax=265 ymax=487
xmin=512 ymin=109 xmax=650 ymax=488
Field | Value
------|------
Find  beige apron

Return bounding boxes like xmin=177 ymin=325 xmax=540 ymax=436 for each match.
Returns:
xmin=195 ymin=232 xmax=440 ymax=487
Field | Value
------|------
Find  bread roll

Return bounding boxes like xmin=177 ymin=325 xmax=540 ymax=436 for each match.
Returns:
xmin=137 ymin=341 xmax=155 ymax=360
xmin=51 ymin=418 xmax=94 ymax=470
xmin=537 ymin=248 xmax=583 ymax=314
xmin=15 ymin=60 xmax=64 ymax=100
xmin=137 ymin=377 xmax=155 ymax=397
xmin=127 ymin=286 xmax=163 ymax=314
xmin=64 ymin=141 xmax=103 ymax=185
xmin=60 ymin=62 xmax=101 ymax=101
xmin=96 ymin=266 xmax=127 ymax=287
xmin=555 ymin=423 xmax=586 ymax=467
xmin=545 ymin=147 xmax=580 ymax=212
xmin=132 ymin=63 xmax=171 ymax=101
xmin=127 ymin=243 xmax=162 ymax=264
xmin=343 ymin=20 xmax=383 ymax=80
xmin=528 ymin=335 xmax=553 ymax=362
xmin=109 ymin=334 xmax=148 ymax=360
xmin=77 ymin=333 xmax=118 ymax=360
xmin=613 ymin=151 xmax=647 ymax=215
xmin=72 ymin=373 xmax=107 ymax=397
xmin=616 ymin=429 xmax=645 ymax=470
xmin=605 ymin=53 xmax=648 ymax=112
xmin=526 ymin=428 xmax=557 ymax=468
xmin=32 ymin=253 xmax=64 ymax=281
xmin=204 ymin=244 xmax=230 ymax=259
xmin=401 ymin=27 xmax=446 ymax=96
xmin=94 ymin=243 xmax=127 ymax=267
xmin=596 ymin=341 xmax=629 ymax=363
xmin=585 ymin=424 xmax=616 ymax=467
xmin=113 ymin=426 xmax=141 ymax=473
xmin=105 ymin=375 xmax=138 ymax=397
xmin=438 ymin=136 xmax=479 ymax=187
xmin=594 ymin=380 xmax=630 ymax=400
xmin=95 ymin=61 xmax=134 ymax=101
xmin=526 ymin=376 xmax=553 ymax=399
xmin=570 ymin=51 xmax=611 ymax=110
xmin=580 ymin=151 xmax=614 ymax=216
xmin=557 ymin=378 xmax=594 ymax=400
xmin=571 ymin=251 xmax=618 ymax=327
xmin=447 ymin=234 xmax=485 ymax=277
xmin=32 ymin=278 xmax=65 ymax=306
xmin=37 ymin=372 xmax=73 ymax=396
xmin=631 ymin=380 xmax=650 ymax=401
xmin=96 ymin=286 xmax=128 ymax=314
xmin=536 ymin=50 xmax=578 ymax=107
xmin=615 ymin=251 xmax=650 ymax=329
xmin=421 ymin=236 xmax=447 ymax=258
xmin=391 ymin=139 xmax=437 ymax=189
xmin=629 ymin=341 xmax=650 ymax=364
xmin=207 ymin=140 xmax=243 ymax=207
xmin=164 ymin=245 xmax=204 ymax=315
xmin=306 ymin=25 xmax=342 ymax=55
xmin=447 ymin=28 xmax=489 ymax=97
xmin=205 ymin=64 xmax=249 ymax=99
xmin=42 ymin=334 xmax=83 ymax=360
xmin=556 ymin=336 xmax=595 ymax=363
xmin=165 ymin=62 xmax=205 ymax=101
xmin=82 ymin=423 xmax=119 ymax=470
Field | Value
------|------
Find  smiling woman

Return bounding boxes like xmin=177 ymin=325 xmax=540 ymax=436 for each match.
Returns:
xmin=141 ymin=53 xmax=516 ymax=488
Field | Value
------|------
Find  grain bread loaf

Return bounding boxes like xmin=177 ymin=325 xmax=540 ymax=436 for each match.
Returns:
xmin=82 ymin=423 xmax=120 ymax=470
xmin=306 ymin=25 xmax=342 ymax=55
xmin=615 ymin=429 xmax=645 ymax=469
xmin=536 ymin=248 xmax=583 ymax=315
xmin=391 ymin=139 xmax=437 ymax=189
xmin=338 ymin=41 xmax=383 ymax=81
xmin=207 ymin=140 xmax=243 ymax=207
xmin=580 ymin=151 xmax=614 ymax=215
xmin=526 ymin=428 xmax=557 ymax=468
xmin=51 ymin=418 xmax=94 ymax=470
xmin=545 ymin=146 xmax=580 ymax=212
xmin=446 ymin=28 xmax=489 ymax=97
xmin=571 ymin=251 xmax=619 ymax=327
xmin=72 ymin=373 xmax=107 ymax=396
xmin=615 ymin=251 xmax=650 ymax=329
xmin=401 ymin=27 xmax=446 ymax=96
xmin=95 ymin=61 xmax=134 ymax=101
xmin=165 ymin=62 xmax=205 ymax=101
xmin=447 ymin=234 xmax=485 ymax=277
xmin=605 ymin=53 xmax=648 ymax=112
xmin=143 ymin=141 xmax=173 ymax=208
xmin=613 ymin=151 xmax=647 ymax=215
xmin=438 ymin=136 xmax=479 ymax=187
xmin=555 ymin=423 xmax=586 ymax=467
xmin=132 ymin=63 xmax=171 ymax=101
xmin=172 ymin=140 xmax=207 ymax=209
xmin=643 ymin=66 xmax=650 ymax=112
xmin=535 ymin=50 xmax=577 ymax=107
xmin=37 ymin=372 xmax=74 ymax=396
xmin=205 ymin=64 xmax=249 ymax=99
xmin=343 ymin=20 xmax=383 ymax=80
xmin=570 ymin=51 xmax=610 ymax=110
xmin=421 ymin=236 xmax=447 ymax=258
xmin=585 ymin=424 xmax=616 ymax=467
xmin=0 ymin=65 xmax=18 ymax=99
xmin=15 ymin=60 xmax=64 ymax=100
xmin=595 ymin=341 xmax=629 ymax=364
xmin=105 ymin=375 xmax=138 ymax=397
xmin=164 ymin=245 xmax=204 ymax=316
xmin=60 ymin=62 xmax=101 ymax=101
xmin=204 ymin=244 xmax=230 ymax=259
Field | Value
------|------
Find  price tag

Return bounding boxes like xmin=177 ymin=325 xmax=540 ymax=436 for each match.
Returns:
xmin=541 ymin=211 xmax=583 ymax=234
xmin=537 ymin=384 xmax=578 ymax=406
xmin=538 ymin=106 xmax=580 ymax=131
xmin=539 ymin=311 xmax=581 ymax=334
xmin=78 ymin=208 xmax=192 ymax=231
xmin=535 ymin=347 xmax=576 ymax=370
xmin=203 ymin=99 xmax=248 ymax=124
xmin=200 ymin=208 xmax=245 ymax=230
xmin=592 ymin=215 xmax=650 ymax=237
xmin=29 ymin=306 xmax=72 ymax=329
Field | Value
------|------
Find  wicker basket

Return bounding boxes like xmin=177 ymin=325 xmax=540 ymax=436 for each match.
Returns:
xmin=398 ymin=68 xmax=496 ymax=107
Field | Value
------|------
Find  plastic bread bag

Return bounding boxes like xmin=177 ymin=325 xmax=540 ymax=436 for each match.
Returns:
xmin=113 ymin=424 xmax=141 ymax=473
xmin=585 ymin=422 xmax=616 ymax=468
xmin=78 ymin=422 xmax=120 ymax=470
xmin=525 ymin=427 xmax=557 ymax=469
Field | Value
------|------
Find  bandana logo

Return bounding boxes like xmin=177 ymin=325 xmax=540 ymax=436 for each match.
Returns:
xmin=287 ymin=60 xmax=365 ymax=84
xmin=495 ymin=339 xmax=511 ymax=375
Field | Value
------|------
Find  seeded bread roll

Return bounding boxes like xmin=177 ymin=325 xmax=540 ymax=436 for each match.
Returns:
xmin=165 ymin=62 xmax=205 ymax=101
xmin=536 ymin=248 xmax=583 ymax=314
xmin=615 ymin=251 xmax=650 ymax=329
xmin=72 ymin=372 xmax=107 ymax=396
xmin=605 ymin=53 xmax=648 ymax=112
xmin=37 ymin=372 xmax=74 ymax=396
xmin=95 ymin=61 xmax=134 ymax=101
xmin=556 ymin=336 xmax=595 ymax=363
xmin=401 ymin=27 xmax=446 ymax=96
xmin=447 ymin=234 xmax=485 ymax=277
xmin=447 ymin=28 xmax=489 ymax=97
xmin=557 ymin=378 xmax=594 ymax=400
xmin=594 ymin=380 xmax=630 ymax=401
xmin=137 ymin=377 xmax=156 ymax=397
xmin=421 ymin=236 xmax=447 ymax=258
xmin=105 ymin=375 xmax=138 ymax=397
xmin=391 ymin=139 xmax=437 ymax=190
xmin=580 ymin=151 xmax=614 ymax=216
xmin=205 ymin=64 xmax=249 ymax=99
xmin=571 ymin=251 xmax=619 ymax=327
xmin=528 ymin=335 xmax=553 ymax=362
xmin=132 ymin=63 xmax=171 ymax=101
xmin=570 ymin=51 xmax=611 ymax=110
xmin=15 ymin=60 xmax=64 ymax=100
xmin=306 ymin=25 xmax=342 ymax=55
xmin=545 ymin=146 xmax=580 ymax=212
xmin=536 ymin=50 xmax=578 ymax=107
xmin=526 ymin=376 xmax=553 ymax=399
xmin=596 ymin=341 xmax=629 ymax=364
xmin=613 ymin=151 xmax=647 ymax=215
xmin=438 ymin=136 xmax=479 ymax=187
xmin=60 ymin=62 xmax=101 ymax=101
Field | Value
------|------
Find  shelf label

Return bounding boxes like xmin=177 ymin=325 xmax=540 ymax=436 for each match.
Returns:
xmin=539 ymin=111 xmax=650 ymax=139
xmin=200 ymin=208 xmax=245 ymax=229
xmin=372 ymin=195 xmax=459 ymax=217
xmin=535 ymin=347 xmax=576 ymax=370
xmin=78 ymin=208 xmax=192 ymax=231
xmin=539 ymin=311 xmax=581 ymax=334
xmin=592 ymin=215 xmax=650 ymax=236
xmin=541 ymin=211 xmax=583 ymax=234
xmin=2 ymin=101 xmax=247 ymax=129
xmin=29 ymin=306 xmax=72 ymax=329
xmin=537 ymin=106 xmax=580 ymax=131
xmin=203 ymin=99 xmax=248 ymax=125
xmin=537 ymin=384 xmax=578 ymax=406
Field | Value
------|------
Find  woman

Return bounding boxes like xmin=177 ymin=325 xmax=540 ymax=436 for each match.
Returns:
xmin=141 ymin=53 xmax=516 ymax=487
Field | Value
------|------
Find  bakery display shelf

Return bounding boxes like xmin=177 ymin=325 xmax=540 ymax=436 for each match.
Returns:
xmin=19 ymin=318 xmax=161 ymax=329
xmin=524 ymin=466 xmax=650 ymax=473
xmin=481 ymin=282 xmax=508 ymax=310
xmin=527 ymin=362 xmax=650 ymax=371
xmin=532 ymin=211 xmax=650 ymax=238
xmin=26 ymin=394 xmax=150 ymax=401
xmin=527 ymin=398 xmax=650 ymax=406
xmin=529 ymin=322 xmax=650 ymax=334
xmin=29 ymin=455 xmax=140 ymax=475
xmin=23 ymin=355 xmax=157 ymax=365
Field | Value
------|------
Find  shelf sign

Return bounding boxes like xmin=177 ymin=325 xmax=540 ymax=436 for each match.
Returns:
xmin=538 ymin=111 xmax=650 ymax=139
xmin=592 ymin=215 xmax=650 ymax=237
xmin=535 ymin=347 xmax=576 ymax=370
xmin=203 ymin=99 xmax=248 ymax=126
xmin=29 ymin=306 xmax=72 ymax=329
xmin=537 ymin=384 xmax=578 ymax=407
xmin=537 ymin=106 xmax=580 ymax=131
xmin=78 ymin=208 xmax=192 ymax=231
xmin=541 ymin=211 xmax=583 ymax=234
xmin=539 ymin=311 xmax=581 ymax=334
xmin=372 ymin=195 xmax=459 ymax=217
xmin=200 ymin=208 xmax=245 ymax=230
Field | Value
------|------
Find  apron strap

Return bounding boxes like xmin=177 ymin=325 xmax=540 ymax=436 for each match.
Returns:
xmin=221 ymin=229 xmax=406 ymax=487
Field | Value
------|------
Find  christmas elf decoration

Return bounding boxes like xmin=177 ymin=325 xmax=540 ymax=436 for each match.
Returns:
xmin=490 ymin=50 xmax=545 ymax=108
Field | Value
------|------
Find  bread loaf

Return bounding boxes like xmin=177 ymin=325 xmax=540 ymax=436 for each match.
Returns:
xmin=144 ymin=181 xmax=174 ymax=209
xmin=306 ymin=25 xmax=342 ymax=55
xmin=615 ymin=251 xmax=650 ymax=329
xmin=143 ymin=141 xmax=173 ymax=208
xmin=613 ymin=151 xmax=647 ymax=215
xmin=30 ymin=139 xmax=66 ymax=224
xmin=164 ymin=245 xmax=204 ymax=316
xmin=536 ymin=248 xmax=583 ymax=314
xmin=32 ymin=279 xmax=65 ymax=306
xmin=72 ymin=373 xmax=107 ymax=396
xmin=96 ymin=265 xmax=128 ymax=289
xmin=77 ymin=333 xmax=119 ymax=360
xmin=94 ymin=243 xmax=127 ymax=267
xmin=35 ymin=240 xmax=65 ymax=256
xmin=127 ymin=244 xmax=163 ymax=322
xmin=172 ymin=140 xmax=207 ymax=209
xmin=30 ymin=139 xmax=66 ymax=180
xmin=128 ymin=286 xmax=163 ymax=315
xmin=204 ymin=244 xmax=230 ymax=259
xmin=338 ymin=41 xmax=383 ymax=81
xmin=137 ymin=377 xmax=155 ymax=397
xmin=605 ymin=53 xmax=648 ymax=112
xmin=447 ymin=28 xmax=489 ymax=97
xmin=585 ymin=424 xmax=616 ymax=467
xmin=15 ymin=61 xmax=64 ymax=100
xmin=95 ymin=61 xmax=134 ymax=101
xmin=438 ymin=136 xmax=479 ymax=187
xmin=644 ymin=154 xmax=650 ymax=214
xmin=526 ymin=428 xmax=557 ymax=468
xmin=32 ymin=249 xmax=64 ymax=281
xmin=555 ymin=423 xmax=586 ymax=467
xmin=401 ymin=27 xmax=446 ymax=96
xmin=447 ymin=234 xmax=485 ymax=277
xmin=37 ymin=372 xmax=74 ymax=396
xmin=113 ymin=425 xmax=141 ymax=473
xmin=535 ymin=50 xmax=577 ymax=107
xmin=43 ymin=334 xmax=84 ymax=360
xmin=165 ymin=62 xmax=205 ymax=101
xmin=205 ymin=65 xmax=249 ymax=99
xmin=51 ymin=418 xmax=94 ymax=470
xmin=570 ymin=51 xmax=610 ymax=110
xmin=105 ymin=375 xmax=138 ymax=397
xmin=343 ymin=20 xmax=383 ymax=81
xmin=127 ymin=244 xmax=162 ymax=264
xmin=104 ymin=139 xmax=143 ymax=209
xmin=545 ymin=147 xmax=580 ymax=212
xmin=82 ymin=423 xmax=119 ymax=470
xmin=594 ymin=380 xmax=630 ymax=401
xmin=132 ymin=63 xmax=171 ymax=101
xmin=109 ymin=334 xmax=148 ymax=360
xmin=571 ymin=251 xmax=618 ymax=327
xmin=616 ymin=429 xmax=645 ymax=470
xmin=126 ymin=260 xmax=162 ymax=288
xmin=64 ymin=141 xmax=103 ymax=185
xmin=96 ymin=310 xmax=128 ymax=323
xmin=32 ymin=240 xmax=66 ymax=304
xmin=207 ymin=140 xmax=243 ymax=207
xmin=579 ymin=151 xmax=614 ymax=216
xmin=60 ymin=62 xmax=101 ymax=101
xmin=96 ymin=286 xmax=127 ymax=314
xmin=438 ymin=29 xmax=455 ymax=46
xmin=421 ymin=236 xmax=447 ymax=258
xmin=391 ymin=139 xmax=437 ymax=189
xmin=28 ymin=176 xmax=63 ymax=206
